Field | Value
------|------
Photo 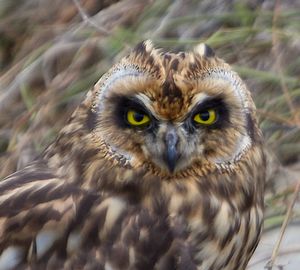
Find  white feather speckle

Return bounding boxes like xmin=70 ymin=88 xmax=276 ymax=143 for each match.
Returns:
xmin=35 ymin=230 xmax=60 ymax=259
xmin=0 ymin=246 xmax=25 ymax=270
xmin=194 ymin=43 xmax=206 ymax=56
xmin=67 ymin=230 xmax=82 ymax=255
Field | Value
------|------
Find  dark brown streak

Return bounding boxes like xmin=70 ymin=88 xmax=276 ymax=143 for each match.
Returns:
xmin=245 ymin=112 xmax=257 ymax=142
xmin=86 ymin=109 xmax=98 ymax=131
xmin=162 ymin=77 xmax=182 ymax=102
xmin=170 ymin=58 xmax=179 ymax=71
xmin=0 ymin=182 xmax=80 ymax=216
xmin=0 ymin=164 xmax=54 ymax=194
xmin=203 ymin=44 xmax=215 ymax=58
xmin=133 ymin=41 xmax=147 ymax=56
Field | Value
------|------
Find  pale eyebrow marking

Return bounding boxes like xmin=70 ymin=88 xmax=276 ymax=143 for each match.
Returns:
xmin=135 ymin=93 xmax=151 ymax=105
xmin=134 ymin=93 xmax=160 ymax=119
xmin=201 ymin=69 xmax=249 ymax=111
xmin=191 ymin=93 xmax=210 ymax=107
xmin=97 ymin=66 xmax=144 ymax=111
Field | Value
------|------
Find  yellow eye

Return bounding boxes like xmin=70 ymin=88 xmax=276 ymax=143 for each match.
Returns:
xmin=127 ymin=110 xmax=150 ymax=126
xmin=193 ymin=109 xmax=217 ymax=125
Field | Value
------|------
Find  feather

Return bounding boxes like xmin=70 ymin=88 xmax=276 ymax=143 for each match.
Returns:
xmin=0 ymin=41 xmax=266 ymax=269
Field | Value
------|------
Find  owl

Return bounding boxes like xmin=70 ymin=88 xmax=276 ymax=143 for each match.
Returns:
xmin=0 ymin=40 xmax=265 ymax=270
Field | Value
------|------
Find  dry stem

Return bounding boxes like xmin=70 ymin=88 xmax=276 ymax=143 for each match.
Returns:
xmin=265 ymin=181 xmax=300 ymax=269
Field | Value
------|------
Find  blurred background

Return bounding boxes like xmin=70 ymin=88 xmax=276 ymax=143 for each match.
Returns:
xmin=0 ymin=0 xmax=299 ymax=269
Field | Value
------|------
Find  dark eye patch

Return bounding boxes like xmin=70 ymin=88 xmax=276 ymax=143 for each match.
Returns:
xmin=110 ymin=95 xmax=157 ymax=130
xmin=194 ymin=97 xmax=227 ymax=112
xmin=184 ymin=96 xmax=230 ymax=132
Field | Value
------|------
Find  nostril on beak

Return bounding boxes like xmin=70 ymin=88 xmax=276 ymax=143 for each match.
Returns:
xmin=164 ymin=129 xmax=179 ymax=173
xmin=165 ymin=130 xmax=178 ymax=147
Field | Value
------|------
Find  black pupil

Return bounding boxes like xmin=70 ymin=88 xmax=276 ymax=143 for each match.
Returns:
xmin=133 ymin=112 xmax=144 ymax=122
xmin=200 ymin=111 xmax=210 ymax=121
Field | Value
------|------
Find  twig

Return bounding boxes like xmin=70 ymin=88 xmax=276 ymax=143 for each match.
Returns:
xmin=249 ymin=245 xmax=300 ymax=268
xmin=257 ymin=109 xmax=296 ymax=127
xmin=270 ymin=126 xmax=300 ymax=147
xmin=151 ymin=0 xmax=181 ymax=37
xmin=271 ymin=0 xmax=298 ymax=122
xmin=72 ymin=0 xmax=111 ymax=36
xmin=265 ymin=181 xmax=300 ymax=269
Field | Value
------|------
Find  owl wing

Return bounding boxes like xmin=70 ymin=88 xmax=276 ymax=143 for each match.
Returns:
xmin=0 ymin=162 xmax=197 ymax=270
xmin=0 ymin=161 xmax=86 ymax=269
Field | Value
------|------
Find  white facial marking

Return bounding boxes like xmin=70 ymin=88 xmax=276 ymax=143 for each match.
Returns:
xmin=0 ymin=246 xmax=25 ymax=270
xmin=97 ymin=67 xmax=142 ymax=111
xmin=233 ymin=134 xmax=252 ymax=161
xmin=214 ymin=135 xmax=251 ymax=164
xmin=192 ymin=92 xmax=209 ymax=106
xmin=135 ymin=94 xmax=160 ymax=118
xmin=203 ymin=69 xmax=250 ymax=112
xmin=135 ymin=93 xmax=151 ymax=106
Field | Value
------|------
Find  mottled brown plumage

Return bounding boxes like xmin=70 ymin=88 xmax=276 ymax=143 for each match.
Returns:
xmin=0 ymin=41 xmax=266 ymax=270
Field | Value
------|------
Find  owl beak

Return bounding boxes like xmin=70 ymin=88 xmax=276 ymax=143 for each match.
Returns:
xmin=164 ymin=129 xmax=179 ymax=173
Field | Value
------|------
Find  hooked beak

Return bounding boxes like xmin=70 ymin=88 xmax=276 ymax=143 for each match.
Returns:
xmin=164 ymin=129 xmax=180 ymax=173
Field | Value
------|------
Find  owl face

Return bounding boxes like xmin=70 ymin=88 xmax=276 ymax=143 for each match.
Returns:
xmin=90 ymin=41 xmax=256 ymax=175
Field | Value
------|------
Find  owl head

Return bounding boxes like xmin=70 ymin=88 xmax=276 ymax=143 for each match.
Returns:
xmin=87 ymin=40 xmax=259 ymax=177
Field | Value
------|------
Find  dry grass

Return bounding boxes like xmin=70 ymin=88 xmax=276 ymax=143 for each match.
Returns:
xmin=0 ymin=0 xmax=299 ymax=268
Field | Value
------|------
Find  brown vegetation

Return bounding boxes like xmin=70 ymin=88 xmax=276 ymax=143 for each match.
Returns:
xmin=0 ymin=0 xmax=299 ymax=268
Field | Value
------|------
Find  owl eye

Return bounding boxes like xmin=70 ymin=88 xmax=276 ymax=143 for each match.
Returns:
xmin=193 ymin=109 xmax=217 ymax=125
xmin=126 ymin=109 xmax=151 ymax=126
